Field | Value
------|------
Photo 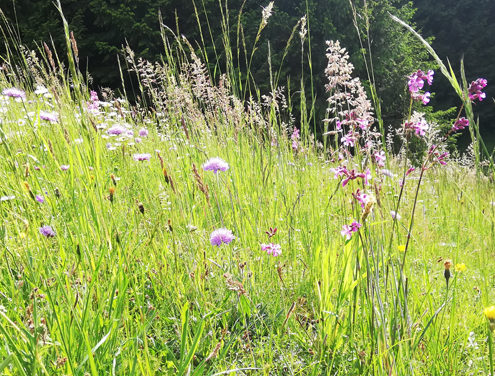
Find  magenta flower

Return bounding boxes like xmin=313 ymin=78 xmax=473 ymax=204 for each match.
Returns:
xmin=133 ymin=153 xmax=151 ymax=161
xmin=412 ymin=91 xmax=431 ymax=105
xmin=40 ymin=111 xmax=58 ymax=123
xmin=341 ymin=133 xmax=355 ymax=147
xmin=39 ymin=225 xmax=55 ymax=238
xmin=331 ymin=166 xmax=371 ymax=187
xmin=408 ymin=70 xmax=434 ymax=94
xmin=138 ymin=128 xmax=149 ymax=137
xmin=468 ymin=78 xmax=487 ymax=102
xmin=107 ymin=125 xmax=127 ymax=136
xmin=88 ymin=90 xmax=99 ymax=111
xmin=291 ymin=128 xmax=300 ymax=150
xmin=60 ymin=165 xmax=70 ymax=171
xmin=352 ymin=189 xmax=369 ymax=209
xmin=408 ymin=119 xmax=428 ymax=137
xmin=408 ymin=72 xmax=424 ymax=93
xmin=374 ymin=151 xmax=386 ymax=167
xmin=2 ymin=88 xmax=26 ymax=99
xmin=35 ymin=195 xmax=44 ymax=203
xmin=210 ymin=228 xmax=235 ymax=246
xmin=341 ymin=221 xmax=362 ymax=240
xmin=203 ymin=157 xmax=229 ymax=174
xmin=261 ymin=243 xmax=282 ymax=257
xmin=452 ymin=117 xmax=469 ymax=132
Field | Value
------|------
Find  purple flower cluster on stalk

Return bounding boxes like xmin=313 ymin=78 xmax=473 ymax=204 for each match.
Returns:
xmin=468 ymin=78 xmax=487 ymax=102
xmin=408 ymin=70 xmax=434 ymax=105
xmin=291 ymin=128 xmax=300 ymax=151
xmin=452 ymin=117 xmax=469 ymax=132
xmin=210 ymin=228 xmax=235 ymax=246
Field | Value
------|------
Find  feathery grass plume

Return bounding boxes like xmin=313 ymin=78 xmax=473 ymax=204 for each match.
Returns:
xmin=323 ymin=40 xmax=381 ymax=160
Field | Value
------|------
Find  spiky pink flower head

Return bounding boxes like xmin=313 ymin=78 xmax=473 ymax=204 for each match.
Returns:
xmin=133 ymin=153 xmax=151 ymax=161
xmin=203 ymin=157 xmax=229 ymax=174
xmin=210 ymin=228 xmax=235 ymax=246
xmin=341 ymin=221 xmax=361 ymax=240
xmin=39 ymin=225 xmax=55 ymax=237
xmin=2 ymin=88 xmax=26 ymax=99
xmin=468 ymin=78 xmax=487 ymax=102
xmin=261 ymin=243 xmax=282 ymax=257
xmin=40 ymin=111 xmax=58 ymax=123
xmin=107 ymin=125 xmax=127 ymax=136
xmin=138 ymin=128 xmax=149 ymax=137
xmin=452 ymin=117 xmax=469 ymax=132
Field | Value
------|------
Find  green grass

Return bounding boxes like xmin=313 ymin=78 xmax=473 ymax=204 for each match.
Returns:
xmin=0 ymin=77 xmax=494 ymax=375
xmin=0 ymin=5 xmax=495 ymax=375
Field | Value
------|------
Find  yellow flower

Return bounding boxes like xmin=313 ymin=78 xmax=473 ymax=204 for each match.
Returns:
xmin=485 ymin=306 xmax=495 ymax=321
xmin=397 ymin=245 xmax=406 ymax=252
xmin=455 ymin=263 xmax=466 ymax=272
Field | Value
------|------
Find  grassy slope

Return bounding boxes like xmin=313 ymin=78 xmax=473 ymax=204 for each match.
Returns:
xmin=0 ymin=81 xmax=494 ymax=376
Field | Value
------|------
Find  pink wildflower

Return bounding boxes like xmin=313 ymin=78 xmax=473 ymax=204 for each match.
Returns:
xmin=341 ymin=221 xmax=362 ymax=240
xmin=261 ymin=243 xmax=282 ymax=257
xmin=468 ymin=78 xmax=487 ymax=102
xmin=452 ymin=117 xmax=469 ymax=132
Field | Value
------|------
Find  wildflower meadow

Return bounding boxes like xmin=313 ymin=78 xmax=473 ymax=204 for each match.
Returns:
xmin=0 ymin=1 xmax=495 ymax=375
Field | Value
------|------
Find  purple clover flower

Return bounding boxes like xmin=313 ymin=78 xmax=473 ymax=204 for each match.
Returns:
xmin=40 ymin=111 xmax=58 ymax=123
xmin=138 ymin=128 xmax=149 ymax=137
xmin=39 ymin=225 xmax=56 ymax=238
xmin=203 ymin=157 xmax=229 ymax=174
xmin=60 ymin=165 xmax=70 ymax=171
xmin=133 ymin=153 xmax=151 ymax=161
xmin=261 ymin=243 xmax=282 ymax=257
xmin=35 ymin=195 xmax=44 ymax=203
xmin=210 ymin=228 xmax=235 ymax=246
xmin=341 ymin=221 xmax=362 ymax=240
xmin=468 ymin=78 xmax=487 ymax=102
xmin=2 ymin=88 xmax=26 ymax=99
xmin=452 ymin=117 xmax=469 ymax=132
